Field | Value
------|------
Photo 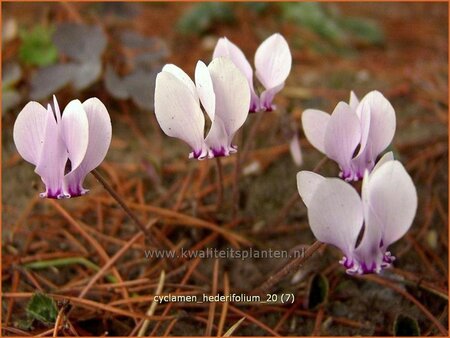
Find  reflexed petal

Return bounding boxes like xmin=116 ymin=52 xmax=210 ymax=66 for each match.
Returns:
xmin=324 ymin=102 xmax=361 ymax=177
xmin=259 ymin=83 xmax=284 ymax=111
xmin=363 ymin=160 xmax=417 ymax=248
xmin=35 ymin=105 xmax=68 ymax=198
xmin=301 ymin=109 xmax=330 ymax=154
xmin=204 ymin=117 xmax=229 ymax=157
xmin=254 ymin=33 xmax=292 ymax=91
xmin=53 ymin=95 xmax=62 ymax=122
xmin=349 ymin=91 xmax=359 ymax=111
xmin=354 ymin=169 xmax=385 ymax=273
xmin=64 ymin=98 xmax=112 ymax=196
xmin=206 ymin=57 xmax=250 ymax=151
xmin=372 ymin=151 xmax=394 ymax=173
xmin=154 ymin=71 xmax=206 ymax=157
xmin=13 ymin=101 xmax=48 ymax=165
xmin=307 ymin=178 xmax=364 ymax=257
xmin=195 ymin=61 xmax=215 ymax=120
xmin=162 ymin=64 xmax=198 ymax=101
xmin=60 ymin=99 xmax=89 ymax=172
xmin=357 ymin=91 xmax=396 ymax=159
xmin=296 ymin=171 xmax=325 ymax=208
xmin=213 ymin=38 xmax=253 ymax=87
xmin=353 ymin=221 xmax=384 ymax=274
xmin=213 ymin=37 xmax=259 ymax=111
xmin=354 ymin=98 xmax=371 ymax=157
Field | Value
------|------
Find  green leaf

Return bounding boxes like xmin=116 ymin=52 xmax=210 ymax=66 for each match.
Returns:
xmin=19 ymin=25 xmax=58 ymax=67
xmin=307 ymin=273 xmax=329 ymax=309
xmin=393 ymin=314 xmax=421 ymax=336
xmin=177 ymin=3 xmax=234 ymax=35
xmin=26 ymin=293 xmax=58 ymax=325
xmin=15 ymin=318 xmax=34 ymax=331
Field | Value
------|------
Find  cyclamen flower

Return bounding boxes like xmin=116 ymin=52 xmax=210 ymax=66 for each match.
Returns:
xmin=154 ymin=57 xmax=250 ymax=159
xmin=302 ymin=91 xmax=396 ymax=181
xmin=13 ymin=96 xmax=112 ymax=199
xmin=297 ymin=153 xmax=418 ymax=275
xmin=213 ymin=33 xmax=292 ymax=112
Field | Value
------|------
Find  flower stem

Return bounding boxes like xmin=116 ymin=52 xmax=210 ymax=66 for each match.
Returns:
xmin=232 ymin=113 xmax=264 ymax=218
xmin=215 ymin=157 xmax=224 ymax=211
xmin=250 ymin=240 xmax=325 ymax=295
xmin=91 ymin=169 xmax=154 ymax=243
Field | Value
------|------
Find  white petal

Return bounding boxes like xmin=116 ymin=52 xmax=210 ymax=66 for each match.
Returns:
xmin=349 ymin=91 xmax=359 ymax=111
xmin=259 ymin=83 xmax=284 ymax=111
xmin=308 ymin=178 xmax=364 ymax=257
xmin=13 ymin=101 xmax=48 ymax=165
xmin=162 ymin=64 xmax=198 ymax=101
xmin=53 ymin=95 xmax=62 ymax=122
xmin=357 ymin=90 xmax=396 ymax=158
xmin=213 ymin=37 xmax=258 ymax=111
xmin=212 ymin=37 xmax=253 ymax=88
xmin=324 ymin=102 xmax=361 ymax=174
xmin=195 ymin=61 xmax=215 ymax=121
xmin=35 ymin=105 xmax=68 ymax=198
xmin=296 ymin=171 xmax=325 ymax=208
xmin=205 ymin=57 xmax=250 ymax=149
xmin=254 ymin=33 xmax=292 ymax=90
xmin=64 ymin=98 xmax=112 ymax=196
xmin=81 ymin=98 xmax=112 ymax=170
xmin=60 ymin=99 xmax=89 ymax=172
xmin=372 ymin=151 xmax=394 ymax=174
xmin=354 ymin=98 xmax=371 ymax=157
xmin=301 ymin=109 xmax=330 ymax=154
xmin=204 ymin=117 xmax=229 ymax=157
xmin=363 ymin=160 xmax=417 ymax=248
xmin=154 ymin=71 xmax=206 ymax=155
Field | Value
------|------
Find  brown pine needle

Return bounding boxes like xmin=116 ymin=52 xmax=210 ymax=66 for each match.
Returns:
xmin=138 ymin=270 xmax=166 ymax=336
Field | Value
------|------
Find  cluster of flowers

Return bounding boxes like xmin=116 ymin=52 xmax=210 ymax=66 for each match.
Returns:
xmin=298 ymin=91 xmax=418 ymax=274
xmin=13 ymin=32 xmax=417 ymax=275
xmin=154 ymin=33 xmax=292 ymax=159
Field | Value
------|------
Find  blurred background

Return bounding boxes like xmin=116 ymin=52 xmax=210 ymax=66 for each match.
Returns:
xmin=2 ymin=2 xmax=448 ymax=336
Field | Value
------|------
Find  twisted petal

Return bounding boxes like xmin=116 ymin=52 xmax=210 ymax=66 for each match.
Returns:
xmin=307 ymin=177 xmax=364 ymax=258
xmin=13 ymin=101 xmax=48 ymax=165
xmin=60 ymin=99 xmax=89 ymax=172
xmin=64 ymin=98 xmax=112 ymax=196
xmin=296 ymin=171 xmax=325 ymax=208
xmin=213 ymin=37 xmax=259 ymax=111
xmin=324 ymin=102 xmax=361 ymax=179
xmin=195 ymin=61 xmax=215 ymax=121
xmin=154 ymin=70 xmax=206 ymax=159
xmin=254 ymin=33 xmax=291 ymax=110
xmin=301 ymin=109 xmax=330 ymax=154
xmin=35 ymin=105 xmax=68 ymax=198
xmin=363 ymin=160 xmax=417 ymax=248
xmin=205 ymin=57 xmax=250 ymax=155
xmin=53 ymin=95 xmax=62 ymax=122
xmin=355 ymin=91 xmax=396 ymax=162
